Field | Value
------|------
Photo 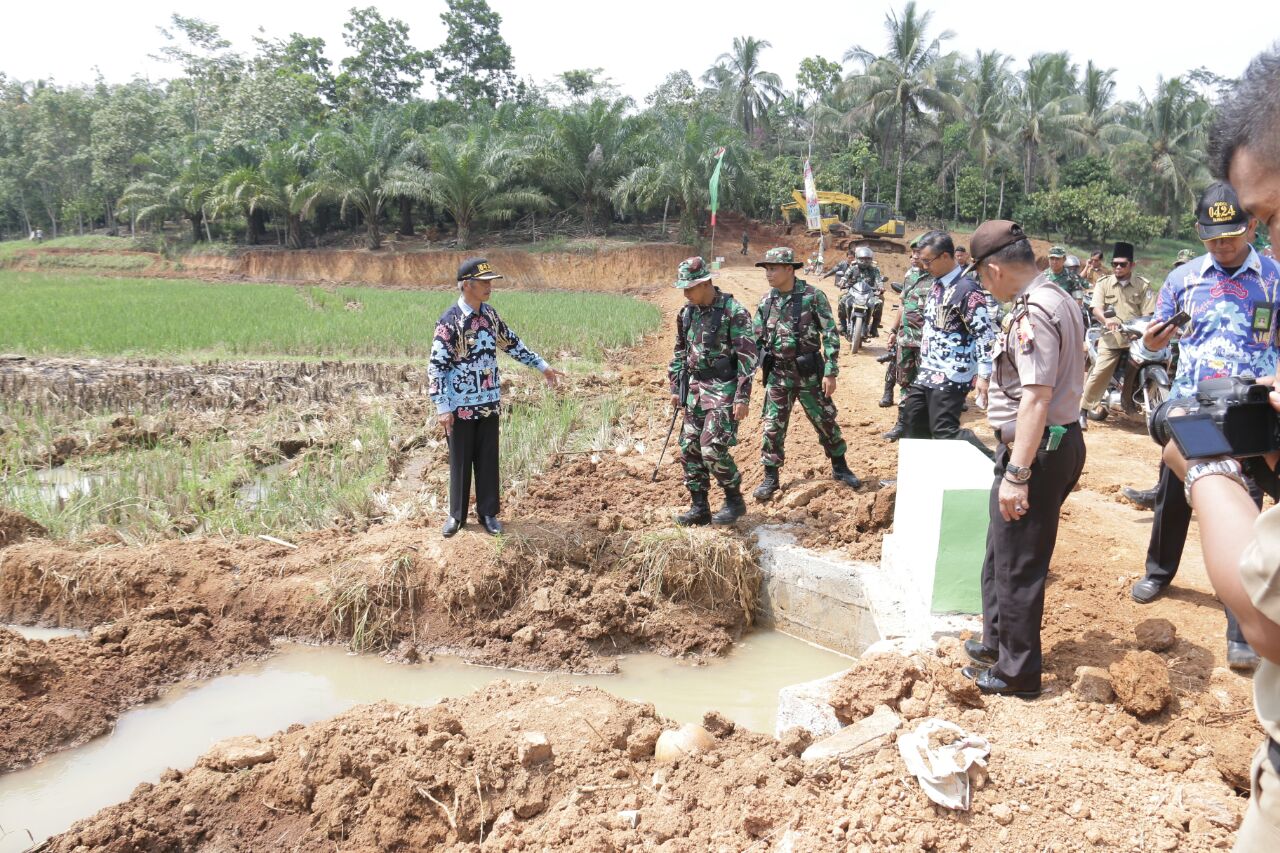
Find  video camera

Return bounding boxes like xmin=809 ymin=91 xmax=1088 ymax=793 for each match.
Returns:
xmin=1149 ymin=375 xmax=1280 ymax=459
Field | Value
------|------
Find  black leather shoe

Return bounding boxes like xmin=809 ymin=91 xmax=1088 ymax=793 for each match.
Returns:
xmin=831 ymin=456 xmax=862 ymax=489
xmin=479 ymin=515 xmax=503 ymax=536
xmin=442 ymin=517 xmax=464 ymax=538
xmin=960 ymin=665 xmax=985 ymax=682
xmin=1131 ymin=577 xmax=1167 ymax=604
xmin=1228 ymin=640 xmax=1261 ymax=672
xmin=1078 ymin=409 xmax=1089 ymax=431
xmin=1121 ymin=486 xmax=1157 ymax=510
xmin=878 ymin=392 xmax=894 ymax=407
xmin=882 ymin=424 xmax=905 ymax=441
xmin=975 ymin=669 xmax=1040 ymax=698
xmin=1086 ymin=405 xmax=1109 ymax=421
xmin=964 ymin=640 xmax=998 ymax=666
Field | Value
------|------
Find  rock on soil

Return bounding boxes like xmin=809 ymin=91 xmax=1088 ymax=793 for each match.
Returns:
xmin=1110 ymin=650 xmax=1173 ymax=717
xmin=1135 ymin=618 xmax=1178 ymax=652
xmin=1073 ymin=665 xmax=1116 ymax=704
xmin=829 ymin=652 xmax=921 ymax=724
xmin=0 ymin=508 xmax=45 ymax=546
xmin=0 ymin=601 xmax=271 ymax=771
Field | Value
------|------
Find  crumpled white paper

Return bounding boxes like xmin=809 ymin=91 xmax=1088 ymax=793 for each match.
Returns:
xmin=896 ymin=718 xmax=991 ymax=811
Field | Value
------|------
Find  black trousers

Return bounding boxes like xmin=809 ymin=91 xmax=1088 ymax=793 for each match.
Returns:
xmin=1143 ymin=462 xmax=1269 ymax=644
xmin=448 ymin=413 xmax=500 ymax=522
xmin=900 ymin=384 xmax=992 ymax=457
xmin=981 ymin=424 xmax=1086 ymax=688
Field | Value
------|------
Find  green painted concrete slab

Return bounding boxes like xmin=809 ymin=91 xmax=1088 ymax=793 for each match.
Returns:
xmin=931 ymin=489 xmax=987 ymax=614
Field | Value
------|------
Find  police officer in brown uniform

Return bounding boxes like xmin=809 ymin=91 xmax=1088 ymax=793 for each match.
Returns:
xmin=958 ymin=221 xmax=1087 ymax=697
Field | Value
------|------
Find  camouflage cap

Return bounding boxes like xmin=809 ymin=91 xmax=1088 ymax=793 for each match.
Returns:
xmin=1048 ymin=245 xmax=1067 ymax=257
xmin=673 ymin=256 xmax=714 ymax=289
xmin=755 ymin=246 xmax=803 ymax=268
xmin=1176 ymin=248 xmax=1195 ymax=263
xmin=908 ymin=236 xmax=922 ymax=249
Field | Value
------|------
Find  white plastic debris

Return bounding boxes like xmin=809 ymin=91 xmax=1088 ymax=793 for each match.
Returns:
xmin=896 ymin=718 xmax=990 ymax=811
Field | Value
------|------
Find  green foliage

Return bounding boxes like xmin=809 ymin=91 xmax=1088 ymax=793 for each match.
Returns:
xmin=334 ymin=7 xmax=431 ymax=109
xmin=431 ymin=0 xmax=517 ymax=110
xmin=0 ymin=271 xmax=660 ymax=359
xmin=797 ymin=57 xmax=842 ymax=105
xmin=1019 ymin=183 xmax=1165 ymax=244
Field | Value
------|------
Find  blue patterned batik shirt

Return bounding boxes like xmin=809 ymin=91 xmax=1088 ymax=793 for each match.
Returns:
xmin=1146 ymin=248 xmax=1280 ymax=397
xmin=914 ymin=266 xmax=996 ymax=392
xmin=428 ymin=297 xmax=548 ymax=419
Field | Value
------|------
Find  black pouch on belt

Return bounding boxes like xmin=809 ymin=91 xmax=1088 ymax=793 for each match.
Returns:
xmin=795 ymin=351 xmax=823 ymax=378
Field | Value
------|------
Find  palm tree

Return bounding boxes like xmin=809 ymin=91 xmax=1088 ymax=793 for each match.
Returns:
xmin=531 ymin=98 xmax=641 ymax=232
xmin=843 ymin=1 xmax=956 ymax=211
xmin=613 ymin=112 xmax=749 ymax=243
xmin=702 ymin=36 xmax=783 ymax=140
xmin=121 ymin=139 xmax=219 ymax=242
xmin=213 ymin=140 xmax=320 ymax=249
xmin=1005 ymin=52 xmax=1077 ymax=195
xmin=413 ymin=124 xmax=549 ymax=249
xmin=310 ymin=114 xmax=424 ymax=250
xmin=1133 ymin=76 xmax=1210 ymax=221
xmin=1062 ymin=60 xmax=1134 ymax=156
xmin=957 ymin=50 xmax=1013 ymax=219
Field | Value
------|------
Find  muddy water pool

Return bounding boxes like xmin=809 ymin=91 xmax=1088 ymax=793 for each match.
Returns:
xmin=0 ymin=630 xmax=849 ymax=850
xmin=3 ymin=625 xmax=87 ymax=641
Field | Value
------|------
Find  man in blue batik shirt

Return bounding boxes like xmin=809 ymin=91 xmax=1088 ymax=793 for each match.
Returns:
xmin=900 ymin=229 xmax=997 ymax=456
xmin=1127 ymin=182 xmax=1280 ymax=671
xmin=429 ymin=257 xmax=565 ymax=538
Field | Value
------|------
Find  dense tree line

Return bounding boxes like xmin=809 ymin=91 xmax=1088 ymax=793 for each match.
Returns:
xmin=0 ymin=1 xmax=1232 ymax=249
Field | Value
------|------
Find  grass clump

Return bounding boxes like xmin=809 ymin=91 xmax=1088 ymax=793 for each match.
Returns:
xmin=619 ymin=527 xmax=761 ymax=625
xmin=323 ymin=551 xmax=420 ymax=653
xmin=0 ymin=271 xmax=659 ymax=360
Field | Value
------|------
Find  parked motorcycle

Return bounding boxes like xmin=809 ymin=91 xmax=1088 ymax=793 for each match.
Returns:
xmin=1085 ymin=313 xmax=1174 ymax=420
xmin=840 ymin=278 xmax=883 ymax=355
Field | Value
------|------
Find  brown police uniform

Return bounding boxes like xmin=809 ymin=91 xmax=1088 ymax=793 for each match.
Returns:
xmin=981 ymin=272 xmax=1087 ymax=689
xmin=1234 ymin=508 xmax=1280 ymax=850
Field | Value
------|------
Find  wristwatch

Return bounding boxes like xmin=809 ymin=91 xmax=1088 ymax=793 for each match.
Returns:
xmin=1004 ymin=463 xmax=1032 ymax=484
xmin=1183 ymin=458 xmax=1247 ymax=504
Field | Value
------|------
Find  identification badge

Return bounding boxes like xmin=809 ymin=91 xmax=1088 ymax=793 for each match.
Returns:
xmin=1252 ymin=302 xmax=1273 ymax=333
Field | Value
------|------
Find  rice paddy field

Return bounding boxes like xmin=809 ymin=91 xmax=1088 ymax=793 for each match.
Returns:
xmin=0 ymin=270 xmax=660 ymax=360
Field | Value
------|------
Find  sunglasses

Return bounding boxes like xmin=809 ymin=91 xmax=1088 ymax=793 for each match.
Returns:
xmin=1112 ymin=261 xmax=1131 ymax=267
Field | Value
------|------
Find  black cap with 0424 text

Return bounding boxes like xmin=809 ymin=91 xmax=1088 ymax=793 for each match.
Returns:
xmin=1195 ymin=181 xmax=1250 ymax=240
xmin=457 ymin=257 xmax=504 ymax=281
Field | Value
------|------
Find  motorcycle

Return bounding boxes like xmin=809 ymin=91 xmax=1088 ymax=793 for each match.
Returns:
xmin=1085 ymin=313 xmax=1174 ymax=420
xmin=840 ymin=278 xmax=883 ymax=355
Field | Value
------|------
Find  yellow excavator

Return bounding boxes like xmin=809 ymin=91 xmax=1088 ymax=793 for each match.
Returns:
xmin=780 ymin=190 xmax=907 ymax=254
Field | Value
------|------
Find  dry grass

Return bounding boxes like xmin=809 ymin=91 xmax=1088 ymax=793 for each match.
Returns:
xmin=618 ymin=527 xmax=761 ymax=625
xmin=322 ymin=551 xmax=420 ymax=652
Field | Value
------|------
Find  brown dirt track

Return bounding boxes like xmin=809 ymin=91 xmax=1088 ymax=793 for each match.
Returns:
xmin=1 ymin=230 xmax=1269 ymax=850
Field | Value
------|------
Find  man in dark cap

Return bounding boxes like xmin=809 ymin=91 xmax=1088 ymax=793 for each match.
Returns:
xmin=1123 ymin=181 xmax=1280 ymax=671
xmin=1078 ymin=240 xmax=1154 ymax=426
xmin=428 ymin=258 xmax=566 ymax=537
xmin=958 ymin=220 xmax=1086 ymax=697
xmin=751 ymin=246 xmax=861 ymax=500
xmin=668 ymin=256 xmax=758 ymax=526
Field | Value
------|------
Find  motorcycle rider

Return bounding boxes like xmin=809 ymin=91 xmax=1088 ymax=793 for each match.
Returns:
xmin=1123 ymin=181 xmax=1280 ymax=672
xmin=1078 ymin=241 xmax=1154 ymax=427
xmin=826 ymin=246 xmax=886 ymax=339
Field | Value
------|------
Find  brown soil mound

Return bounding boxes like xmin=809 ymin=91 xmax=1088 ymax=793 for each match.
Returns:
xmin=0 ymin=507 xmax=45 ymax=546
xmin=829 ymin=652 xmax=922 ymax=723
xmin=0 ymin=601 xmax=270 ymax=771
xmin=46 ymin=675 xmax=1247 ymax=852
xmin=1110 ymin=650 xmax=1174 ymax=718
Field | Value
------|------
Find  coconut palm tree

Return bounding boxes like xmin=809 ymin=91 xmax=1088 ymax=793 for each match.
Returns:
xmin=412 ymin=123 xmax=549 ymax=249
xmin=843 ymin=1 xmax=956 ymax=211
xmin=702 ymin=36 xmax=783 ymax=140
xmin=1004 ymin=52 xmax=1077 ymax=195
xmin=956 ymin=50 xmax=1014 ymax=219
xmin=1133 ymin=76 xmax=1210 ymax=220
xmin=1062 ymin=60 xmax=1134 ymax=157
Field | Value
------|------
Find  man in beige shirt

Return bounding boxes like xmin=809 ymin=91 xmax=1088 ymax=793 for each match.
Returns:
xmin=1079 ymin=241 xmax=1155 ymax=424
xmin=955 ymin=220 xmax=1086 ymax=697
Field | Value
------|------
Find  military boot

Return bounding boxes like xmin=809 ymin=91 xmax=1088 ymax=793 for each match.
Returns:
xmin=831 ymin=456 xmax=862 ymax=489
xmin=878 ymin=370 xmax=895 ymax=407
xmin=712 ymin=486 xmax=747 ymax=525
xmin=753 ymin=467 xmax=781 ymax=502
xmin=675 ymin=491 xmax=712 ymax=526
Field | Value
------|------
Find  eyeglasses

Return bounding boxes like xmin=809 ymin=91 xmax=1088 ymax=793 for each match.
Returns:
xmin=1112 ymin=261 xmax=1131 ymax=267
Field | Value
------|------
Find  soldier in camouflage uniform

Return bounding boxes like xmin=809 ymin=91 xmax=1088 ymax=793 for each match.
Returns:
xmin=668 ymin=257 xmax=758 ymax=526
xmin=1044 ymin=246 xmax=1087 ymax=303
xmin=879 ymin=238 xmax=932 ymax=417
xmin=751 ymin=247 xmax=862 ymax=501
xmin=832 ymin=246 xmax=887 ymax=339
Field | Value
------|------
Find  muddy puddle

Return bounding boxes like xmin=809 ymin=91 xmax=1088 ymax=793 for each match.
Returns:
xmin=0 ymin=630 xmax=848 ymax=850
xmin=3 ymin=466 xmax=102 ymax=505
xmin=1 ymin=624 xmax=86 ymax=641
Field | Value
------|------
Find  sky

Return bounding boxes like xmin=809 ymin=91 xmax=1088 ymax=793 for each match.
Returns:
xmin=3 ymin=0 xmax=1275 ymax=103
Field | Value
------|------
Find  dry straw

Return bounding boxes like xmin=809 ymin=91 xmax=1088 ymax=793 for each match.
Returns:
xmin=618 ymin=527 xmax=761 ymax=625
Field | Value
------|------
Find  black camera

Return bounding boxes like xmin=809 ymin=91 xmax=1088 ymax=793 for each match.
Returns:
xmin=1149 ymin=376 xmax=1280 ymax=459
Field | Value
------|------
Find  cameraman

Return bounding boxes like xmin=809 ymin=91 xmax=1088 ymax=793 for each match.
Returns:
xmin=1128 ymin=182 xmax=1280 ymax=671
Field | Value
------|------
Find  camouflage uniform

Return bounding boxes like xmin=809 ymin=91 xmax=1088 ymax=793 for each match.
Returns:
xmin=753 ymin=271 xmax=846 ymax=468
xmin=892 ymin=267 xmax=932 ymax=387
xmin=836 ymin=262 xmax=886 ymax=334
xmin=668 ymin=289 xmax=757 ymax=493
xmin=1045 ymin=247 xmax=1086 ymax=301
